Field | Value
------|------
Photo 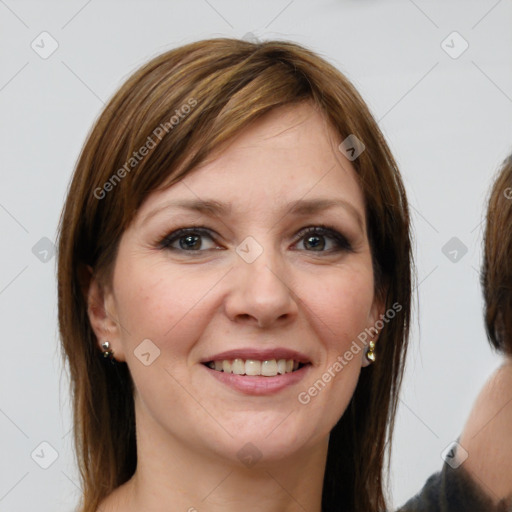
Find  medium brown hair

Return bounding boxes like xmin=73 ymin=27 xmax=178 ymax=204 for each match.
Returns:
xmin=57 ymin=38 xmax=413 ymax=512
xmin=482 ymin=154 xmax=512 ymax=356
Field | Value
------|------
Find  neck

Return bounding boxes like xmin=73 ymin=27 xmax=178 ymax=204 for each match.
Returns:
xmin=105 ymin=400 xmax=329 ymax=512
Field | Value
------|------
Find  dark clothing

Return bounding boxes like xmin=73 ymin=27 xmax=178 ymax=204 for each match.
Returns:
xmin=396 ymin=462 xmax=512 ymax=512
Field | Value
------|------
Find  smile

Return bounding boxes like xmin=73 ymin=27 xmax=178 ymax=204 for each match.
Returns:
xmin=203 ymin=358 xmax=308 ymax=377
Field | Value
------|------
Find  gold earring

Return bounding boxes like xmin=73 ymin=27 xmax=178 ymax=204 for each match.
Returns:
xmin=366 ymin=340 xmax=376 ymax=363
xmin=101 ymin=341 xmax=116 ymax=364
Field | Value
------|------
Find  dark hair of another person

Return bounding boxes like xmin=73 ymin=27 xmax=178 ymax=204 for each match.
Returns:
xmin=482 ymin=154 xmax=512 ymax=356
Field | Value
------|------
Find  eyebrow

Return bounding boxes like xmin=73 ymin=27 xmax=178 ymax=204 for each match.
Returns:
xmin=141 ymin=198 xmax=364 ymax=230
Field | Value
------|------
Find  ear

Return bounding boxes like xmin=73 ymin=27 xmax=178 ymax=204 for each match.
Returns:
xmin=80 ymin=264 xmax=126 ymax=362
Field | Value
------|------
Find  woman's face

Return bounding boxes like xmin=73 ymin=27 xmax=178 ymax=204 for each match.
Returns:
xmin=89 ymin=102 xmax=382 ymax=465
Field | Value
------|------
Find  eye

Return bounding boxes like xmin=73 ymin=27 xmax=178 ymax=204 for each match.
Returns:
xmin=158 ymin=224 xmax=353 ymax=255
xmin=158 ymin=227 xmax=220 ymax=253
xmin=293 ymin=225 xmax=353 ymax=253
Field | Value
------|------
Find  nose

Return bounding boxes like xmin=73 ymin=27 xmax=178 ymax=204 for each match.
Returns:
xmin=223 ymin=248 xmax=298 ymax=329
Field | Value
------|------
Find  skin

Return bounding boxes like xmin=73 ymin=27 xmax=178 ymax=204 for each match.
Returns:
xmin=87 ymin=101 xmax=383 ymax=512
xmin=458 ymin=355 xmax=512 ymax=506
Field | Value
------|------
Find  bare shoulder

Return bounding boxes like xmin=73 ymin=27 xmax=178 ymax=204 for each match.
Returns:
xmin=458 ymin=357 xmax=512 ymax=503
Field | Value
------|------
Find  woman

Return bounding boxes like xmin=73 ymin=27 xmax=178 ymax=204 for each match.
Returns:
xmin=57 ymin=38 xmax=413 ymax=511
xmin=397 ymin=155 xmax=512 ymax=512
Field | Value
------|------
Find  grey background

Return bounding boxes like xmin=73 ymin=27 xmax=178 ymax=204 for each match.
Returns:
xmin=1 ymin=0 xmax=511 ymax=510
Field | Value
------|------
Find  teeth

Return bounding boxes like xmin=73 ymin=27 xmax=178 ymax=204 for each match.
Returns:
xmin=232 ymin=358 xmax=245 ymax=375
xmin=206 ymin=358 xmax=302 ymax=376
xmin=261 ymin=360 xmax=278 ymax=376
xmin=245 ymin=360 xmax=261 ymax=376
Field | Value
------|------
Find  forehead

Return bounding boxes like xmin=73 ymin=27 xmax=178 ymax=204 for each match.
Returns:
xmin=135 ymin=102 xmax=365 ymax=225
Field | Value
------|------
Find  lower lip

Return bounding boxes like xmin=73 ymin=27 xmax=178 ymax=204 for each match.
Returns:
xmin=203 ymin=364 xmax=311 ymax=395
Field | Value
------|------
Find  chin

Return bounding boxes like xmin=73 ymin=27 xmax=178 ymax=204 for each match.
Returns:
xmin=215 ymin=422 xmax=321 ymax=466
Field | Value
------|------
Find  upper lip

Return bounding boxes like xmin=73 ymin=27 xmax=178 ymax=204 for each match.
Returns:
xmin=201 ymin=348 xmax=311 ymax=364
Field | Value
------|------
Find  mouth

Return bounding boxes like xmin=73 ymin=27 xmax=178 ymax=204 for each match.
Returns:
xmin=202 ymin=358 xmax=310 ymax=377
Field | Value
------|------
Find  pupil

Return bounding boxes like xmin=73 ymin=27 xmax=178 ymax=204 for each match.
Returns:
xmin=181 ymin=235 xmax=200 ymax=250
xmin=306 ymin=235 xmax=324 ymax=250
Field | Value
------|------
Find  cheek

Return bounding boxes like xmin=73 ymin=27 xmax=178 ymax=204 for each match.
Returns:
xmin=298 ymin=263 xmax=375 ymax=347
xmin=294 ymin=264 xmax=374 ymax=417
xmin=112 ymin=262 xmax=217 ymax=419
xmin=113 ymin=259 xmax=221 ymax=353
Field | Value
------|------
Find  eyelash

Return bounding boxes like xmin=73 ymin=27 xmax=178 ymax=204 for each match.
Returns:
xmin=157 ymin=224 xmax=353 ymax=255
